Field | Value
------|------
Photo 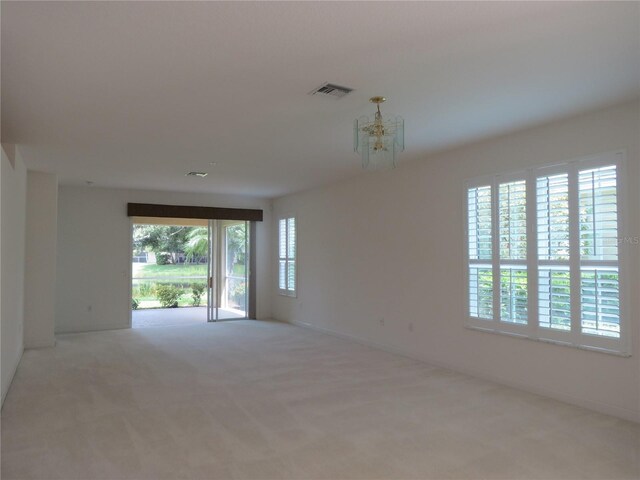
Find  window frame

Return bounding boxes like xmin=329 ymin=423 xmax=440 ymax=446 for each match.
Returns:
xmin=464 ymin=151 xmax=630 ymax=356
xmin=278 ymin=215 xmax=297 ymax=297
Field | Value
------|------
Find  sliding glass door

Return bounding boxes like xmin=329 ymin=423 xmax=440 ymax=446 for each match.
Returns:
xmin=207 ymin=220 xmax=249 ymax=321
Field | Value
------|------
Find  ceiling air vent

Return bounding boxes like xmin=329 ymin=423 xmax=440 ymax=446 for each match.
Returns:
xmin=185 ymin=171 xmax=208 ymax=178
xmin=309 ymin=83 xmax=353 ymax=99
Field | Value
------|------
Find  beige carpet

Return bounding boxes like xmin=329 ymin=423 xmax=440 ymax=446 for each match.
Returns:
xmin=1 ymin=320 xmax=638 ymax=479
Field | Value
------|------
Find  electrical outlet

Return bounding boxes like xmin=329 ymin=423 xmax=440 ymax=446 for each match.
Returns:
xmin=379 ymin=317 xmax=385 ymax=326
xmin=408 ymin=322 xmax=414 ymax=332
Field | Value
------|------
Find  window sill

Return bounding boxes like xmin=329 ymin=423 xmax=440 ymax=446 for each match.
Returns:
xmin=465 ymin=322 xmax=631 ymax=358
xmin=278 ymin=291 xmax=297 ymax=298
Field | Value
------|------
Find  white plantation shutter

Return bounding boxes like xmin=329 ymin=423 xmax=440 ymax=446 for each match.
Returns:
xmin=467 ymin=186 xmax=493 ymax=320
xmin=468 ymin=186 xmax=492 ymax=261
xmin=287 ymin=218 xmax=296 ymax=258
xmin=278 ymin=219 xmax=287 ymax=290
xmin=469 ymin=266 xmax=493 ymax=319
xmin=537 ymin=172 xmax=571 ymax=331
xmin=466 ymin=152 xmax=626 ymax=354
xmin=279 ymin=219 xmax=287 ymax=258
xmin=579 ymin=165 xmax=618 ymax=261
xmin=537 ymin=173 xmax=570 ymax=261
xmin=500 ymin=266 xmax=528 ymax=324
xmin=579 ymin=165 xmax=619 ymax=338
xmin=498 ymin=179 xmax=528 ymax=325
xmin=278 ymin=217 xmax=297 ymax=296
xmin=538 ymin=266 xmax=571 ymax=331
xmin=278 ymin=261 xmax=286 ymax=290
xmin=287 ymin=218 xmax=296 ymax=293
xmin=580 ymin=268 xmax=620 ymax=338
xmin=499 ymin=180 xmax=527 ymax=260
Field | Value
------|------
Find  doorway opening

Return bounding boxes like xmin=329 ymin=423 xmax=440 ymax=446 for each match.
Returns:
xmin=130 ymin=217 xmax=249 ymax=328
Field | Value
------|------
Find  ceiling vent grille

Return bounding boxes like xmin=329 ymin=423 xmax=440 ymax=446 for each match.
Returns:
xmin=186 ymin=171 xmax=208 ymax=178
xmin=309 ymin=83 xmax=353 ymax=98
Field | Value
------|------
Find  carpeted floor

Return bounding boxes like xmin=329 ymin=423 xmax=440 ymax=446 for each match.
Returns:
xmin=1 ymin=320 xmax=638 ymax=479
xmin=132 ymin=307 xmax=244 ymax=328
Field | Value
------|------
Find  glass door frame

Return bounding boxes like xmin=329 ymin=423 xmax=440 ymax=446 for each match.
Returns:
xmin=207 ymin=219 xmax=250 ymax=322
xmin=207 ymin=220 xmax=215 ymax=322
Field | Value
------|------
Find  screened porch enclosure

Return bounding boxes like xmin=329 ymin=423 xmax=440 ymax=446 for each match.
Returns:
xmin=130 ymin=217 xmax=249 ymax=327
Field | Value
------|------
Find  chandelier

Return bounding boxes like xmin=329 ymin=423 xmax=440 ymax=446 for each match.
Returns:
xmin=354 ymin=96 xmax=404 ymax=170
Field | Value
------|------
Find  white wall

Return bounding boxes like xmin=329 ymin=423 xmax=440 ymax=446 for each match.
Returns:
xmin=24 ymin=171 xmax=58 ymax=348
xmin=272 ymin=100 xmax=640 ymax=422
xmin=56 ymin=186 xmax=272 ymax=333
xmin=1 ymin=145 xmax=27 ymax=406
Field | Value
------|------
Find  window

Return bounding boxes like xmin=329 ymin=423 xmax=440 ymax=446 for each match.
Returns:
xmin=278 ymin=217 xmax=296 ymax=296
xmin=465 ymin=152 xmax=628 ymax=355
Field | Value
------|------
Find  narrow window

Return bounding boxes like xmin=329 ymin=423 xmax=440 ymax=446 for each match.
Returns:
xmin=278 ymin=217 xmax=296 ymax=296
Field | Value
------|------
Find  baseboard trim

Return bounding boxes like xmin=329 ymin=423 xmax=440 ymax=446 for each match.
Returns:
xmin=24 ymin=339 xmax=56 ymax=349
xmin=286 ymin=319 xmax=640 ymax=424
xmin=1 ymin=345 xmax=24 ymax=409
xmin=55 ymin=324 xmax=130 ymax=335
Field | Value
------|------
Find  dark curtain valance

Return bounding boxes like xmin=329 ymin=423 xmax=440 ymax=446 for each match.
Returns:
xmin=127 ymin=203 xmax=263 ymax=222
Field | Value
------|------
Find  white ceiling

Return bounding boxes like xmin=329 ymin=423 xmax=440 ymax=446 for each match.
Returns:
xmin=2 ymin=2 xmax=639 ymax=198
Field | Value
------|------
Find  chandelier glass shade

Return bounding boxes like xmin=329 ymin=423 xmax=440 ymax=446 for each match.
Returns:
xmin=354 ymin=97 xmax=404 ymax=170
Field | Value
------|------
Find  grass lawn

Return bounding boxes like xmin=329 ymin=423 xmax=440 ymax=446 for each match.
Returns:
xmin=132 ymin=263 xmax=207 ymax=278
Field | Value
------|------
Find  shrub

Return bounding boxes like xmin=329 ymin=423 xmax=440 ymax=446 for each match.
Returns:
xmin=132 ymin=298 xmax=140 ymax=310
xmin=156 ymin=253 xmax=171 ymax=265
xmin=229 ymin=281 xmax=246 ymax=308
xmin=155 ymin=284 xmax=182 ymax=308
xmin=191 ymin=283 xmax=206 ymax=306
xmin=138 ymin=282 xmax=154 ymax=297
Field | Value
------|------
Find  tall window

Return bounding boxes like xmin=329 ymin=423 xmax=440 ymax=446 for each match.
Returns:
xmin=278 ymin=217 xmax=296 ymax=296
xmin=466 ymin=152 xmax=627 ymax=355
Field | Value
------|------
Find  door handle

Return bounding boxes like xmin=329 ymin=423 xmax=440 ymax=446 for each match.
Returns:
xmin=208 ymin=276 xmax=213 ymax=288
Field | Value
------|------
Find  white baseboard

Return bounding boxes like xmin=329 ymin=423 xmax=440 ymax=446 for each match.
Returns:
xmin=1 ymin=345 xmax=24 ymax=409
xmin=24 ymin=339 xmax=56 ymax=349
xmin=55 ymin=324 xmax=130 ymax=335
xmin=286 ymin=319 xmax=640 ymax=424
